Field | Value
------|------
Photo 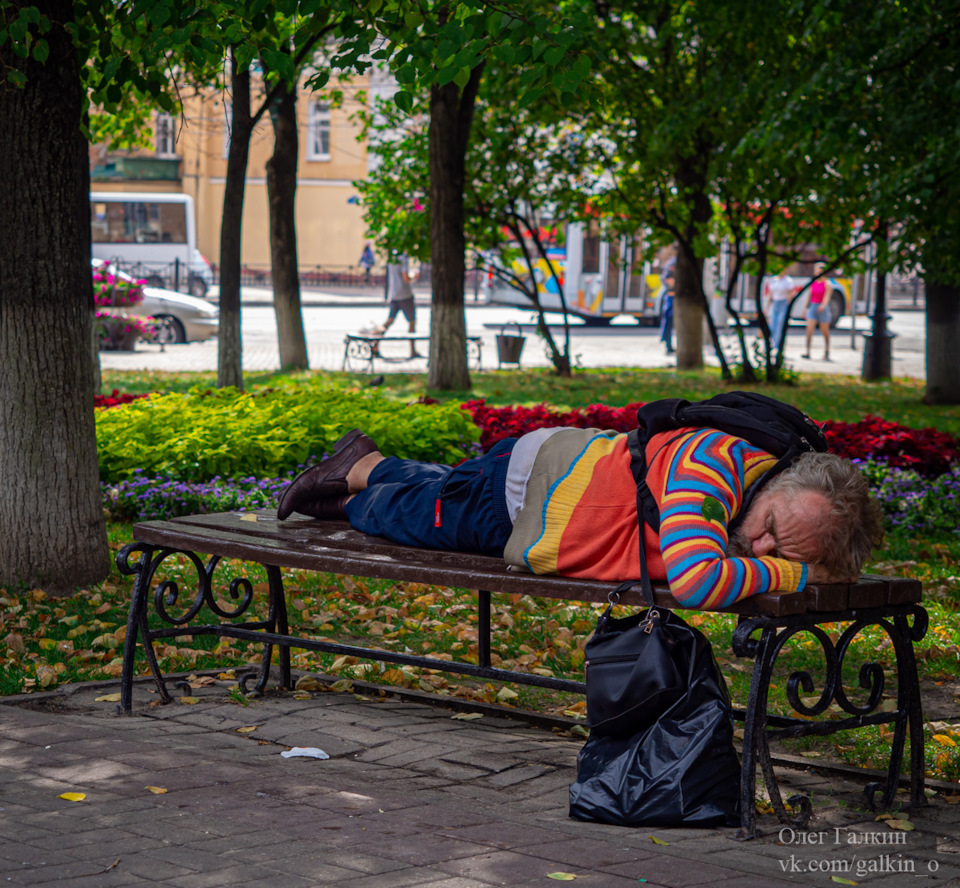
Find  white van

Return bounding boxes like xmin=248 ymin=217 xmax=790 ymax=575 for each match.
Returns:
xmin=90 ymin=192 xmax=214 ymax=299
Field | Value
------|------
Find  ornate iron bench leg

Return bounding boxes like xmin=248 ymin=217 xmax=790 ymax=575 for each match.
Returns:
xmin=118 ymin=543 xmax=170 ymax=713
xmin=478 ymin=590 xmax=491 ymax=670
xmin=239 ymin=564 xmax=292 ymax=696
xmin=863 ymin=606 xmax=928 ymax=812
xmin=733 ymin=617 xmax=808 ymax=838
xmin=734 ymin=606 xmax=929 ymax=839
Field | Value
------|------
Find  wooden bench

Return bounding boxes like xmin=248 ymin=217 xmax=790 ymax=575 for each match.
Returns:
xmin=116 ymin=510 xmax=927 ymax=838
xmin=343 ymin=333 xmax=483 ymax=373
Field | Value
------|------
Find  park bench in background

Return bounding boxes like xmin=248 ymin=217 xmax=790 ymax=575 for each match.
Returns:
xmin=117 ymin=511 xmax=926 ymax=838
xmin=343 ymin=333 xmax=482 ymax=373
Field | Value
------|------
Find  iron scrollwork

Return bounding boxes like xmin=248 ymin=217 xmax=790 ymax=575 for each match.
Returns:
xmin=343 ymin=337 xmax=375 ymax=372
xmin=117 ymin=542 xmax=289 ymax=712
xmin=731 ymin=606 xmax=928 ymax=838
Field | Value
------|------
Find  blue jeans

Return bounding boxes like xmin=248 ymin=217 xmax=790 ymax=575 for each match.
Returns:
xmin=345 ymin=439 xmax=516 ymax=555
xmin=769 ymin=300 xmax=789 ymax=348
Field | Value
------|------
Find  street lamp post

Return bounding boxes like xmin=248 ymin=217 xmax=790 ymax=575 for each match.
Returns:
xmin=861 ymin=225 xmax=894 ymax=380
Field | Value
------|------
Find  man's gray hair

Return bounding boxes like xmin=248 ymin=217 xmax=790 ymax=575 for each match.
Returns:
xmin=763 ymin=451 xmax=885 ymax=578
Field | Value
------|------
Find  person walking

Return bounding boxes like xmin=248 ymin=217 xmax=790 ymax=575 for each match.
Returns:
xmin=762 ymin=268 xmax=798 ymax=350
xmin=358 ymin=244 xmax=375 ymax=283
xmin=659 ymin=267 xmax=676 ymax=355
xmin=376 ymin=252 xmax=418 ymax=358
xmin=802 ymin=263 xmax=832 ymax=361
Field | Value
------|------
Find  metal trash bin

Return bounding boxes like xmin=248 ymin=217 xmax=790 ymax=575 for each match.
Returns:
xmin=496 ymin=322 xmax=526 ymax=368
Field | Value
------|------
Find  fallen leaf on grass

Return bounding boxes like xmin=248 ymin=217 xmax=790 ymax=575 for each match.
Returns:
xmin=885 ymin=819 xmax=914 ymax=831
xmin=177 ymin=696 xmax=199 ymax=705
xmin=94 ymin=693 xmax=122 ymax=703
xmin=58 ymin=792 xmax=86 ymax=802
xmin=943 ymin=794 xmax=960 ymax=805
xmin=145 ymin=786 xmax=167 ymax=794
xmin=649 ymin=836 xmax=669 ymax=845
xmin=546 ymin=874 xmax=577 ymax=881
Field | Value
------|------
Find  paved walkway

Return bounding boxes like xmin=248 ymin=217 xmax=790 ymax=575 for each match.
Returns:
xmin=2 ymin=676 xmax=958 ymax=887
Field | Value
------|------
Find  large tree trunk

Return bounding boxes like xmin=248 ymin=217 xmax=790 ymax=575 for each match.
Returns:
xmin=673 ymin=163 xmax=712 ymax=370
xmin=924 ymin=278 xmax=960 ymax=404
xmin=427 ymin=65 xmax=483 ymax=391
xmin=217 ymin=56 xmax=253 ymax=389
xmin=267 ymin=82 xmax=308 ymax=371
xmin=674 ymin=246 xmax=705 ymax=370
xmin=0 ymin=0 xmax=108 ymax=594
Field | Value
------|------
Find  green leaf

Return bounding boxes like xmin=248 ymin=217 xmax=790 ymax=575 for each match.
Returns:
xmin=543 ymin=45 xmax=565 ymax=66
xmin=701 ymin=496 xmax=726 ymax=524
xmin=31 ymin=38 xmax=48 ymax=64
xmin=396 ymin=63 xmax=417 ymax=85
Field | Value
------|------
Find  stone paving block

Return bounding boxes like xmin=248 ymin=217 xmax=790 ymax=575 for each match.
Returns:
xmin=602 ymin=851 xmax=757 ymax=886
xmin=438 ymin=821 xmax=571 ymax=851
xmin=478 ymin=764 xmax=556 ymax=787
xmin=0 ymin=847 xmax=82 ymax=871
xmin=335 ymin=866 xmax=455 ymax=888
xmin=5 ymin=859 xmax=127 ymax=886
xmin=161 ymin=862 xmax=280 ymax=887
xmin=226 ymin=841 xmax=385 ymax=881
xmin=349 ymin=833 xmax=497 ymax=867
xmin=351 ymin=738 xmax=450 ymax=766
xmin=711 ymin=874 xmax=807 ymax=887
xmin=411 ymin=760 xmax=493 ymax=781
xmin=520 ymin=837 xmax=653 ymax=869
xmin=434 ymin=848 xmax=615 ymax=886
xmin=230 ymin=876 xmax=318 ymax=888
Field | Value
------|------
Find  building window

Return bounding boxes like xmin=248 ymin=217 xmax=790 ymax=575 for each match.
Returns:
xmin=307 ymin=102 xmax=331 ymax=161
xmin=155 ymin=113 xmax=177 ymax=157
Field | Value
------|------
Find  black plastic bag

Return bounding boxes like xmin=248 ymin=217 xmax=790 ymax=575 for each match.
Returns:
xmin=570 ymin=583 xmax=740 ymax=828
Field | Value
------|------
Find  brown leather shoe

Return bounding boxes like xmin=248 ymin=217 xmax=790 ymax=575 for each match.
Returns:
xmin=289 ymin=494 xmax=350 ymax=521
xmin=277 ymin=429 xmax=377 ymax=520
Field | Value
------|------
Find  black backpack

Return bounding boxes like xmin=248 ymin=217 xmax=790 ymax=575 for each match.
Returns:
xmin=626 ymin=391 xmax=828 ymax=540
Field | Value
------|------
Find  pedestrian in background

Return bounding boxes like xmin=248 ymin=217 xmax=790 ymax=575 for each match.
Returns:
xmin=376 ymin=252 xmax=418 ymax=358
xmin=802 ymin=263 xmax=832 ymax=361
xmin=762 ymin=268 xmax=798 ymax=350
xmin=358 ymin=244 xmax=375 ymax=284
xmin=659 ymin=266 xmax=676 ymax=355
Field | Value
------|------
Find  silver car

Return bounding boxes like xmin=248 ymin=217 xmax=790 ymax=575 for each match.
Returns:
xmin=133 ymin=284 xmax=219 ymax=344
xmin=93 ymin=259 xmax=219 ymax=344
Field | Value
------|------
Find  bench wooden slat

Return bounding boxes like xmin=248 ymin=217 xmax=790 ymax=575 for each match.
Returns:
xmin=125 ymin=510 xmax=896 ymax=618
xmin=862 ymin=573 xmax=923 ymax=605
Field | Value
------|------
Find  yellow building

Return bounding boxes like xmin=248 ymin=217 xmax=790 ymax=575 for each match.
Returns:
xmin=90 ymin=69 xmax=380 ymax=274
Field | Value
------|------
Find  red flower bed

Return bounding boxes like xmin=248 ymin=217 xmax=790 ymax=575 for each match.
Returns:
xmin=95 ymin=389 xmax=149 ymax=409
xmin=822 ymin=416 xmax=959 ymax=475
xmin=462 ymin=399 xmax=642 ymax=452
xmin=462 ymin=401 xmax=960 ymax=475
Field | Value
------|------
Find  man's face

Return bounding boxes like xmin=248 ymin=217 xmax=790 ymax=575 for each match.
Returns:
xmin=727 ymin=489 xmax=832 ymax=564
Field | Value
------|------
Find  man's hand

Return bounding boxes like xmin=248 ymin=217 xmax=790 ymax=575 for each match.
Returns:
xmin=805 ymin=562 xmax=857 ymax=585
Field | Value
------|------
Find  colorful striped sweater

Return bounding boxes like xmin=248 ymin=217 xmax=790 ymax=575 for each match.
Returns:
xmin=502 ymin=427 xmax=807 ymax=608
